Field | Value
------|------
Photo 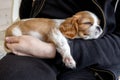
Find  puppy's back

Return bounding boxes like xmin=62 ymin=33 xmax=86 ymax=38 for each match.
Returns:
xmin=5 ymin=18 xmax=56 ymax=38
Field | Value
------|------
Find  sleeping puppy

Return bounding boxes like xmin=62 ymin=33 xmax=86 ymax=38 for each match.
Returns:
xmin=60 ymin=11 xmax=102 ymax=39
xmin=4 ymin=11 xmax=103 ymax=68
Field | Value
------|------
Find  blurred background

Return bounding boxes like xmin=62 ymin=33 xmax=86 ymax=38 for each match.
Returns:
xmin=0 ymin=0 xmax=12 ymax=30
xmin=0 ymin=0 xmax=12 ymax=59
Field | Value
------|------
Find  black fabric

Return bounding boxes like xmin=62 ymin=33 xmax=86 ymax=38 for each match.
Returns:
xmin=57 ymin=68 xmax=96 ymax=80
xmin=0 ymin=54 xmax=56 ymax=80
xmin=0 ymin=54 xmax=96 ymax=80
xmin=30 ymin=0 xmax=105 ymax=29
xmin=115 ymin=0 xmax=120 ymax=33
xmin=20 ymin=0 xmax=33 ymax=19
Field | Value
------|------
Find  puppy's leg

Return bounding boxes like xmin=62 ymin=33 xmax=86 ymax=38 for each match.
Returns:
xmin=12 ymin=0 xmax=22 ymax=22
xmin=49 ymin=28 xmax=76 ymax=68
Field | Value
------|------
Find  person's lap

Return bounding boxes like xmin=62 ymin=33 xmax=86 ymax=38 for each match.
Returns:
xmin=0 ymin=54 xmax=96 ymax=80
xmin=0 ymin=54 xmax=56 ymax=80
xmin=57 ymin=68 xmax=96 ymax=80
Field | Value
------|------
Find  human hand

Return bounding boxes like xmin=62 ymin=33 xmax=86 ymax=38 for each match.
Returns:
xmin=5 ymin=35 xmax=56 ymax=58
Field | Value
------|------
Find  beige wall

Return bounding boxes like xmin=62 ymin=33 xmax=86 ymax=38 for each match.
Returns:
xmin=0 ymin=0 xmax=12 ymax=31
xmin=0 ymin=0 xmax=12 ymax=58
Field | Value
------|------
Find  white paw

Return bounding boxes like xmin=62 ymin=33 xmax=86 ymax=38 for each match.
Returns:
xmin=63 ymin=55 xmax=76 ymax=69
xmin=82 ymin=35 xmax=90 ymax=40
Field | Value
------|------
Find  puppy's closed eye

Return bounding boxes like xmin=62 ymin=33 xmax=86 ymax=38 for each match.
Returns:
xmin=82 ymin=22 xmax=93 ymax=26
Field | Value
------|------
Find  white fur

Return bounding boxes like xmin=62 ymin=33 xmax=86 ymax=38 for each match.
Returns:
xmin=89 ymin=12 xmax=98 ymax=26
xmin=29 ymin=31 xmax=44 ymax=40
xmin=53 ymin=19 xmax=65 ymax=28
xmin=12 ymin=26 xmax=22 ymax=36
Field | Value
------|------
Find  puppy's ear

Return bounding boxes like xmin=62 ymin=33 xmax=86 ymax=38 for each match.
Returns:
xmin=59 ymin=18 xmax=78 ymax=39
xmin=71 ymin=15 xmax=81 ymax=31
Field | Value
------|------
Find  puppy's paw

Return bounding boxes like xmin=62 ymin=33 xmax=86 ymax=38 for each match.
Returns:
xmin=82 ymin=35 xmax=90 ymax=40
xmin=63 ymin=55 xmax=76 ymax=69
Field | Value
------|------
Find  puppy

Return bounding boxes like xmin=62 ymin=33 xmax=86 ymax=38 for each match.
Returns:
xmin=4 ymin=11 xmax=103 ymax=68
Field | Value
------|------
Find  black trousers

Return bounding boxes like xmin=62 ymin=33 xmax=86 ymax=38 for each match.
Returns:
xmin=0 ymin=54 xmax=96 ymax=80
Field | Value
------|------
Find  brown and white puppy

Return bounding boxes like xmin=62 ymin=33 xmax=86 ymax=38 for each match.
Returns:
xmin=4 ymin=11 xmax=103 ymax=68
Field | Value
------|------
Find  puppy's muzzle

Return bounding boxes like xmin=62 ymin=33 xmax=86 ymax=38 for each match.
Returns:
xmin=96 ymin=26 xmax=102 ymax=32
xmin=95 ymin=25 xmax=103 ymax=37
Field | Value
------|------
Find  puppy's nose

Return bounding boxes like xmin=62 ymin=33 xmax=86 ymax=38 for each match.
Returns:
xmin=96 ymin=26 xmax=102 ymax=32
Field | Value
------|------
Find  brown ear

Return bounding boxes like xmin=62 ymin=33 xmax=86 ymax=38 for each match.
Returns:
xmin=59 ymin=18 xmax=78 ymax=39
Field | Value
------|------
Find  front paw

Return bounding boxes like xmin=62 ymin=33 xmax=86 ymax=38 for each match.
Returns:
xmin=63 ymin=55 xmax=76 ymax=69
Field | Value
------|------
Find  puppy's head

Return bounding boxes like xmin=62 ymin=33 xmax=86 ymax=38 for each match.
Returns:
xmin=60 ymin=11 xmax=103 ymax=39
